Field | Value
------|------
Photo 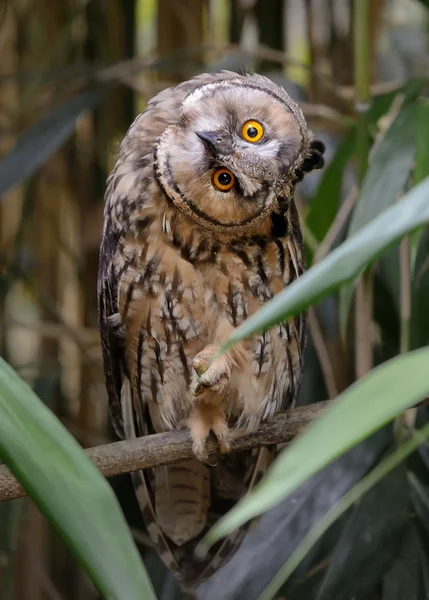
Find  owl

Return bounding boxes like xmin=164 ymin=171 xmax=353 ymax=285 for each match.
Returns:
xmin=97 ymin=71 xmax=324 ymax=592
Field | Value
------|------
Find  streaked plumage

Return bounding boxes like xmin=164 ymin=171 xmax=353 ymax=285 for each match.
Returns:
xmin=97 ymin=71 xmax=324 ymax=591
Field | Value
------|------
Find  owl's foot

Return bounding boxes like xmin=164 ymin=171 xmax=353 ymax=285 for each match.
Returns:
xmin=188 ymin=403 xmax=231 ymax=461
xmin=192 ymin=345 xmax=231 ymax=396
xmin=211 ymin=414 xmax=231 ymax=455
xmin=192 ymin=439 xmax=209 ymax=462
xmin=188 ymin=406 xmax=211 ymax=462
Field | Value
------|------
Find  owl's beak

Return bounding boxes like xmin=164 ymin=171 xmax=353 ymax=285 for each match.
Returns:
xmin=195 ymin=131 xmax=220 ymax=155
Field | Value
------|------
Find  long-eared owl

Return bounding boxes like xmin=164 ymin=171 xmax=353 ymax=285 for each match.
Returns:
xmin=97 ymin=71 xmax=324 ymax=591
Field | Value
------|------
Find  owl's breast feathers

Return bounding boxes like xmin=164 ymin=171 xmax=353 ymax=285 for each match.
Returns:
xmin=109 ymin=208 xmax=305 ymax=432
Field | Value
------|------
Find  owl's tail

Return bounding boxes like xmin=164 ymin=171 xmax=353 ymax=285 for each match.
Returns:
xmin=155 ymin=461 xmax=210 ymax=545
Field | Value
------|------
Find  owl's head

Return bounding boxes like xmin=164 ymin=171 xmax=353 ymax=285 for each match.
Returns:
xmin=155 ymin=73 xmax=324 ymax=233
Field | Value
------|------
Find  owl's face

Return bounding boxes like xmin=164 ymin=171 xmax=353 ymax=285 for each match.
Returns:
xmin=155 ymin=76 xmax=321 ymax=233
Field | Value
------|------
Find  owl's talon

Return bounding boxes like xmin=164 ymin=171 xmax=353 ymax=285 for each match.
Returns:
xmin=200 ymin=368 xmax=229 ymax=394
xmin=192 ymin=441 xmax=209 ymax=462
xmin=193 ymin=381 xmax=203 ymax=396
xmin=193 ymin=377 xmax=211 ymax=396
xmin=200 ymin=373 xmax=211 ymax=386
xmin=195 ymin=451 xmax=209 ymax=462
xmin=219 ymin=441 xmax=231 ymax=455
xmin=192 ymin=358 xmax=207 ymax=378
xmin=192 ymin=345 xmax=218 ymax=375
xmin=212 ymin=417 xmax=231 ymax=455
xmin=191 ymin=346 xmax=231 ymax=396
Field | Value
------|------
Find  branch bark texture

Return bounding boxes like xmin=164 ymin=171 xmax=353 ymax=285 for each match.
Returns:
xmin=0 ymin=401 xmax=331 ymax=503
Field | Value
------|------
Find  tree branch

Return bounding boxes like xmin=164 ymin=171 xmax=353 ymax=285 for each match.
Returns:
xmin=0 ymin=401 xmax=331 ymax=503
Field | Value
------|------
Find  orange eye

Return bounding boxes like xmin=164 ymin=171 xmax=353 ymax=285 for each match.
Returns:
xmin=212 ymin=168 xmax=235 ymax=192
xmin=241 ymin=120 xmax=264 ymax=142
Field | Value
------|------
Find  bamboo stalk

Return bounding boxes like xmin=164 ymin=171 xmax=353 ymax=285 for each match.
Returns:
xmin=396 ymin=235 xmax=414 ymax=441
xmin=354 ymin=1 xmax=370 ymax=182
xmin=308 ymin=308 xmax=338 ymax=398
xmin=353 ymin=0 xmax=372 ymax=379
xmin=399 ymin=237 xmax=411 ymax=355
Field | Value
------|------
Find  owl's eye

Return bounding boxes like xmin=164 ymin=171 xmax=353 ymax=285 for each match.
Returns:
xmin=241 ymin=120 xmax=264 ymax=143
xmin=212 ymin=168 xmax=235 ymax=192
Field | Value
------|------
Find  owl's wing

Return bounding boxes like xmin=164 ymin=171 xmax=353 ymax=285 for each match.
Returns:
xmin=97 ymin=219 xmax=125 ymax=438
xmin=280 ymin=201 xmax=307 ymax=413
xmin=97 ymin=221 xmax=275 ymax=591
xmin=290 ymin=201 xmax=307 ymax=356
xmin=97 ymin=216 xmax=181 ymax=574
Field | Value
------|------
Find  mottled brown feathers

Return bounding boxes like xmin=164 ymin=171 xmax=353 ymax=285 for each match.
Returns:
xmin=97 ymin=71 xmax=324 ymax=589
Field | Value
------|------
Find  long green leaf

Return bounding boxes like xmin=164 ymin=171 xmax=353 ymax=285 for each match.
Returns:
xmin=382 ymin=524 xmax=422 ymax=600
xmin=339 ymin=102 xmax=417 ymax=334
xmin=199 ymin=347 xmax=429 ymax=553
xmin=257 ymin=425 xmax=429 ymax=600
xmin=349 ymin=104 xmax=417 ymax=236
xmin=373 ymin=99 xmax=429 ymax=322
xmin=303 ymin=80 xmax=423 ymax=264
xmin=219 ymin=175 xmax=429 ymax=352
xmin=0 ymin=358 xmax=156 ymax=600
xmin=315 ymin=464 xmax=409 ymax=600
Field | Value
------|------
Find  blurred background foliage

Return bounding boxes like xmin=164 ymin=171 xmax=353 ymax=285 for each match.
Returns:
xmin=2 ymin=0 xmax=429 ymax=599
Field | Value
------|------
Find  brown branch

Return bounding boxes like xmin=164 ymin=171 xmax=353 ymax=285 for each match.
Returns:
xmin=0 ymin=402 xmax=331 ymax=503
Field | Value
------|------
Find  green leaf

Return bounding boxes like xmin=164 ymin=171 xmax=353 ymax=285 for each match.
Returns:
xmin=339 ymin=102 xmax=417 ymax=334
xmin=382 ymin=524 xmax=422 ymax=600
xmin=315 ymin=464 xmax=409 ymax=600
xmin=335 ymin=79 xmax=425 ymax=321
xmin=0 ymin=358 xmax=156 ymax=600
xmin=219 ymin=175 xmax=429 ymax=352
xmin=199 ymin=347 xmax=429 ymax=557
xmin=257 ymin=426 xmax=429 ymax=600
xmin=378 ymin=99 xmax=429 ymax=319
xmin=303 ymin=79 xmax=424 ymax=264
xmin=198 ymin=430 xmax=390 ymax=600
xmin=0 ymin=85 xmax=113 ymax=198
xmin=369 ymin=78 xmax=426 ymax=123
xmin=409 ymin=471 xmax=429 ymax=535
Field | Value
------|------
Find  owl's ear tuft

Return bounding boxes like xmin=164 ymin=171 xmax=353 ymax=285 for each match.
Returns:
xmin=301 ymin=139 xmax=325 ymax=173
xmin=310 ymin=139 xmax=326 ymax=154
